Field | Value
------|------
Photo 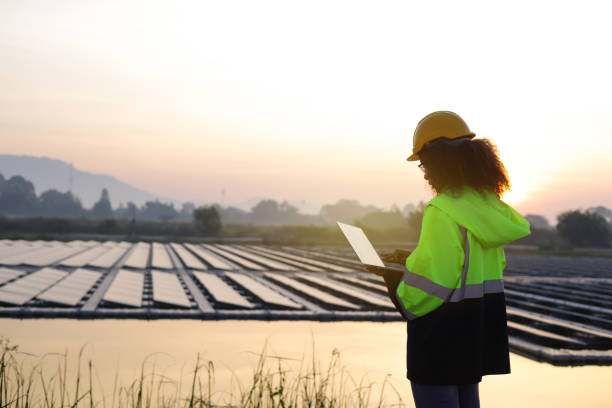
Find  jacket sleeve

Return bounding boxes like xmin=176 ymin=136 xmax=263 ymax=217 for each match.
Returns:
xmin=395 ymin=205 xmax=465 ymax=320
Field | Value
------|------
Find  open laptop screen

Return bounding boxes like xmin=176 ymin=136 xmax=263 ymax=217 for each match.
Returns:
xmin=337 ymin=222 xmax=385 ymax=267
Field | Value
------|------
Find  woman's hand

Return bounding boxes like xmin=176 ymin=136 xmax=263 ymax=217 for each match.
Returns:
xmin=378 ymin=249 xmax=412 ymax=265
xmin=379 ymin=252 xmax=398 ymax=263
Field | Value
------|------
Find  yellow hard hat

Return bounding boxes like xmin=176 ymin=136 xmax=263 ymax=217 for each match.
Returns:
xmin=406 ymin=111 xmax=475 ymax=161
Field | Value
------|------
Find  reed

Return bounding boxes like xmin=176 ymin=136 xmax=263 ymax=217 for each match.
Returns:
xmin=0 ymin=337 xmax=406 ymax=408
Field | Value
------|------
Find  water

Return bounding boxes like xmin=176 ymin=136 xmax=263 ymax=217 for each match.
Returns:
xmin=2 ymin=319 xmax=611 ymax=407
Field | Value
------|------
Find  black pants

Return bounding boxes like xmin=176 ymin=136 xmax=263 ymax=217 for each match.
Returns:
xmin=411 ymin=382 xmax=480 ymax=408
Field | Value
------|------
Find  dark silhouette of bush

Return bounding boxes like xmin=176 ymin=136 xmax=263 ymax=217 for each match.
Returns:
xmin=193 ymin=205 xmax=222 ymax=236
xmin=556 ymin=210 xmax=611 ymax=248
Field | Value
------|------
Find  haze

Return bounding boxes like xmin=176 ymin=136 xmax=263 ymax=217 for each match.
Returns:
xmin=2 ymin=0 xmax=611 ymax=221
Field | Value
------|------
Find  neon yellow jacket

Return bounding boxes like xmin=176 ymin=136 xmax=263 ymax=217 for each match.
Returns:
xmin=396 ymin=187 xmax=531 ymax=319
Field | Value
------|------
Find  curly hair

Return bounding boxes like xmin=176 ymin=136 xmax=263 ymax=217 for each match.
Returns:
xmin=418 ymin=137 xmax=510 ymax=198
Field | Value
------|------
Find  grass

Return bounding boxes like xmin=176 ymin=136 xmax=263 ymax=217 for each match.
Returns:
xmin=0 ymin=337 xmax=408 ymax=408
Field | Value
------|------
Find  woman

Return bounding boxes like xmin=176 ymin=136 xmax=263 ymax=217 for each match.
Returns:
xmin=375 ymin=111 xmax=531 ymax=408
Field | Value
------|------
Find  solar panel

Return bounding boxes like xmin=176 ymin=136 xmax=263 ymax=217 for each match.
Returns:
xmin=331 ymin=274 xmax=387 ymax=292
xmin=0 ymin=268 xmax=68 ymax=305
xmin=61 ymin=243 xmax=113 ymax=267
xmin=192 ymin=271 xmax=254 ymax=308
xmin=37 ymin=269 xmax=102 ymax=306
xmin=295 ymin=248 xmax=363 ymax=266
xmin=88 ymin=245 xmax=130 ymax=268
xmin=151 ymin=270 xmax=191 ymax=308
xmin=183 ymin=244 xmax=236 ymax=270
xmin=250 ymin=246 xmax=356 ymax=273
xmin=202 ymin=245 xmax=266 ymax=271
xmin=169 ymin=243 xmax=207 ymax=270
xmin=102 ymin=269 xmax=144 ymax=307
xmin=263 ymin=273 xmax=358 ymax=310
xmin=281 ymin=247 xmax=361 ymax=272
xmin=296 ymin=273 xmax=393 ymax=308
xmin=151 ymin=243 xmax=173 ymax=269
xmin=239 ymin=246 xmax=325 ymax=271
xmin=0 ymin=244 xmax=63 ymax=266
xmin=0 ymin=241 xmax=45 ymax=260
xmin=0 ymin=268 xmax=25 ymax=285
xmin=23 ymin=242 xmax=92 ymax=267
xmin=123 ymin=243 xmax=150 ymax=269
xmin=217 ymin=245 xmax=295 ymax=271
xmin=225 ymin=272 xmax=302 ymax=308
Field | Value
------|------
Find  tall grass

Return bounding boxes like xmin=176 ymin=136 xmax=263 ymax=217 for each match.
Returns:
xmin=0 ymin=337 xmax=407 ymax=407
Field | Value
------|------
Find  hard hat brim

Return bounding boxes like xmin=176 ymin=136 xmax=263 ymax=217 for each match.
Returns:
xmin=407 ymin=133 xmax=475 ymax=162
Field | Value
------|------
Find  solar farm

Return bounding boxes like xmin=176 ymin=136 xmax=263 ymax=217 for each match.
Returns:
xmin=0 ymin=239 xmax=611 ymax=365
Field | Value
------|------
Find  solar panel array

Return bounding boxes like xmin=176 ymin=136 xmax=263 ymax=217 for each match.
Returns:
xmin=169 ymin=243 xmax=207 ymax=270
xmin=61 ymin=243 xmax=114 ymax=267
xmin=225 ymin=271 xmax=301 ymax=309
xmin=38 ymin=268 xmax=102 ymax=306
xmin=89 ymin=242 xmax=131 ymax=268
xmin=1 ymin=239 xmax=611 ymax=365
xmin=193 ymin=271 xmax=254 ymax=308
xmin=0 ymin=267 xmax=68 ymax=305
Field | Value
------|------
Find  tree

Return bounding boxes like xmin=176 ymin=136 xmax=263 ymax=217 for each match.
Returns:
xmin=557 ymin=210 xmax=611 ymax=248
xmin=359 ymin=210 xmax=406 ymax=229
xmin=193 ymin=205 xmax=222 ymax=235
xmin=319 ymin=199 xmax=378 ymax=223
xmin=91 ymin=188 xmax=114 ymax=219
xmin=251 ymin=199 xmax=280 ymax=224
xmin=139 ymin=200 xmax=178 ymax=221
xmin=39 ymin=189 xmax=84 ymax=218
xmin=0 ymin=175 xmax=39 ymax=216
xmin=114 ymin=201 xmax=139 ymax=220
xmin=217 ymin=205 xmax=249 ymax=224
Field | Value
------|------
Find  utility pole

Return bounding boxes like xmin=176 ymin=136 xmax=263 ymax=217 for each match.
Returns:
xmin=221 ymin=188 xmax=225 ymax=207
xmin=69 ymin=163 xmax=73 ymax=193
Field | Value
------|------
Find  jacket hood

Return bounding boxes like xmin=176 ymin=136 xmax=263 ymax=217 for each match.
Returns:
xmin=429 ymin=187 xmax=531 ymax=248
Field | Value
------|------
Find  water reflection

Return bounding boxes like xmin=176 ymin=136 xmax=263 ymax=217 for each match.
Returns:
xmin=2 ymin=319 xmax=610 ymax=407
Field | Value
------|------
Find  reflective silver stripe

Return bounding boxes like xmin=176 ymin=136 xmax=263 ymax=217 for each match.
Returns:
xmin=484 ymin=279 xmax=504 ymax=293
xmin=398 ymin=269 xmax=453 ymax=299
xmin=448 ymin=279 xmax=504 ymax=302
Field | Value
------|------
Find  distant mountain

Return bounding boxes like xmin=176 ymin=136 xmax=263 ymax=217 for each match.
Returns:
xmin=0 ymin=155 xmax=175 ymax=208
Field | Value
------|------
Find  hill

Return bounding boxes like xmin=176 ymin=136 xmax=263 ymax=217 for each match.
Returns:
xmin=0 ymin=154 xmax=174 ymax=207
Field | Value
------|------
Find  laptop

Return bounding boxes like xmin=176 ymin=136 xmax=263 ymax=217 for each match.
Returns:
xmin=337 ymin=222 xmax=406 ymax=277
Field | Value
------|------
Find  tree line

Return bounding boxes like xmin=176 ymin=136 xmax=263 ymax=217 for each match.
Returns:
xmin=0 ymin=173 xmax=424 ymax=227
xmin=1 ymin=172 xmax=610 ymax=247
xmin=0 ymin=173 xmax=195 ymax=221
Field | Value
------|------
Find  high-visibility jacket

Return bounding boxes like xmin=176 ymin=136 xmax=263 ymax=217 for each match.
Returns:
xmin=390 ymin=186 xmax=530 ymax=385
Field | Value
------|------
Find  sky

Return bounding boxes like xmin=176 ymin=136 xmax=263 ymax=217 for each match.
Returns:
xmin=1 ymin=0 xmax=611 ymax=223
